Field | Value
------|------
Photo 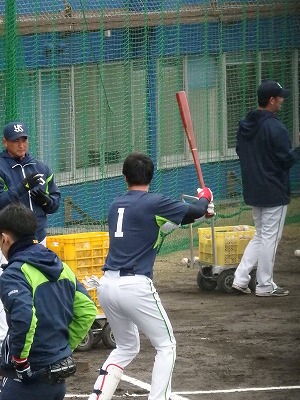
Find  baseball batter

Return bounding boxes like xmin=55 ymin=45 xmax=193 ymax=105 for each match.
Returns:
xmin=87 ymin=152 xmax=213 ymax=400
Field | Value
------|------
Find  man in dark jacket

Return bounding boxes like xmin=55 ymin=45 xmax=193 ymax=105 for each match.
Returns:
xmin=0 ymin=121 xmax=60 ymax=245
xmin=0 ymin=203 xmax=97 ymax=400
xmin=232 ymin=80 xmax=300 ymax=297
xmin=0 ymin=121 xmax=61 ymax=353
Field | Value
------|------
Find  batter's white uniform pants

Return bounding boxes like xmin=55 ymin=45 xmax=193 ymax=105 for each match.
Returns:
xmin=233 ymin=205 xmax=287 ymax=294
xmin=97 ymin=270 xmax=176 ymax=400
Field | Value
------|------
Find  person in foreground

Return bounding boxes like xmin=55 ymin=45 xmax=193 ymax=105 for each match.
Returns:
xmin=86 ymin=152 xmax=214 ymax=400
xmin=0 ymin=203 xmax=97 ymax=400
xmin=232 ymin=80 xmax=300 ymax=297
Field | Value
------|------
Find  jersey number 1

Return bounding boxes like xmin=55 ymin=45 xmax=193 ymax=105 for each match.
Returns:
xmin=115 ymin=208 xmax=125 ymax=237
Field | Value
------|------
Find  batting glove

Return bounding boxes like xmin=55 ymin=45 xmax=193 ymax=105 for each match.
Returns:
xmin=82 ymin=275 xmax=101 ymax=289
xmin=12 ymin=356 xmax=35 ymax=384
xmin=197 ymin=187 xmax=213 ymax=203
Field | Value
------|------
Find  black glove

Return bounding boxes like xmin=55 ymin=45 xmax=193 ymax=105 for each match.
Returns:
xmin=12 ymin=356 xmax=35 ymax=384
xmin=22 ymin=173 xmax=44 ymax=191
xmin=30 ymin=187 xmax=51 ymax=207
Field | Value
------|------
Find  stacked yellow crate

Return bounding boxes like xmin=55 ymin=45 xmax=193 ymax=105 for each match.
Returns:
xmin=198 ymin=225 xmax=255 ymax=266
xmin=46 ymin=232 xmax=109 ymax=316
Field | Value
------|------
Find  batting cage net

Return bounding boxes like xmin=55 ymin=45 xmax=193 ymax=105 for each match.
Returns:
xmin=1 ymin=0 xmax=299 ymax=253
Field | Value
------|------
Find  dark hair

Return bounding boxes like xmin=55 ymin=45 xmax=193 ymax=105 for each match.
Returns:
xmin=258 ymin=97 xmax=269 ymax=108
xmin=122 ymin=152 xmax=154 ymax=186
xmin=0 ymin=203 xmax=37 ymax=241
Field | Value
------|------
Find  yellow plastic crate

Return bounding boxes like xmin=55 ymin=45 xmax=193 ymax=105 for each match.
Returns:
xmin=198 ymin=225 xmax=255 ymax=266
xmin=46 ymin=232 xmax=109 ymax=316
xmin=85 ymin=288 xmax=105 ymax=317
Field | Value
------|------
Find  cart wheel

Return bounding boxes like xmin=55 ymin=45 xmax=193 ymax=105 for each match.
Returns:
xmin=197 ymin=269 xmax=217 ymax=291
xmin=76 ymin=329 xmax=94 ymax=351
xmin=217 ymin=269 xmax=235 ymax=293
xmin=249 ymin=269 xmax=257 ymax=292
xmin=102 ymin=323 xmax=116 ymax=349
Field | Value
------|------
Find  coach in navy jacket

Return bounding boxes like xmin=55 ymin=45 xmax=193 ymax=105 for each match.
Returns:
xmin=236 ymin=109 xmax=300 ymax=207
xmin=0 ymin=121 xmax=60 ymax=243
xmin=232 ymin=80 xmax=300 ymax=297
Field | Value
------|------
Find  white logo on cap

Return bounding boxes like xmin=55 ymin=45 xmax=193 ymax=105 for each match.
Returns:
xmin=13 ymin=124 xmax=24 ymax=133
xmin=277 ymin=82 xmax=282 ymax=88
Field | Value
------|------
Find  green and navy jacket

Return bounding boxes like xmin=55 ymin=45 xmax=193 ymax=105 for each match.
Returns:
xmin=0 ymin=150 xmax=61 ymax=242
xmin=0 ymin=238 xmax=97 ymax=370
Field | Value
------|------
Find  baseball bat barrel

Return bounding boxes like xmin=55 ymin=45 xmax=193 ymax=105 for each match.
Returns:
xmin=176 ymin=90 xmax=205 ymax=188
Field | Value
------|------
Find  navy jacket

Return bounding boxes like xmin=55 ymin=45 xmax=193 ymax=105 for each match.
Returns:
xmin=0 ymin=238 xmax=97 ymax=370
xmin=0 ymin=151 xmax=60 ymax=241
xmin=236 ymin=110 xmax=300 ymax=207
xmin=104 ymin=190 xmax=208 ymax=278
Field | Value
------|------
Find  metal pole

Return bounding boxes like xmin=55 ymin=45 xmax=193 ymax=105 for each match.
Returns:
xmin=4 ymin=0 xmax=18 ymax=122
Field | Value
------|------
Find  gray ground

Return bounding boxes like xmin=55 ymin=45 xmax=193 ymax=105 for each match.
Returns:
xmin=68 ymin=223 xmax=300 ymax=400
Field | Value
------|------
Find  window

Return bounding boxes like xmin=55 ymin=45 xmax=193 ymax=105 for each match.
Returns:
xmin=186 ymin=56 xmax=219 ymax=159
xmin=157 ymin=56 xmax=219 ymax=168
xmin=226 ymin=53 xmax=257 ymax=150
xmin=157 ymin=58 xmax=184 ymax=166
xmin=35 ymin=61 xmax=147 ymax=184
xmin=261 ymin=51 xmax=293 ymax=136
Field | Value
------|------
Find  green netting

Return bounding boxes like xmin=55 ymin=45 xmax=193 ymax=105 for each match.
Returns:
xmin=1 ymin=0 xmax=299 ymax=253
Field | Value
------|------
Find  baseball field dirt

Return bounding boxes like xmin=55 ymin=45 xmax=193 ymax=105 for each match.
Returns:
xmin=67 ymin=223 xmax=300 ymax=400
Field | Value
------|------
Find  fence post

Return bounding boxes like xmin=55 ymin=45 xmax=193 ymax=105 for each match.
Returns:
xmin=4 ymin=0 xmax=18 ymax=122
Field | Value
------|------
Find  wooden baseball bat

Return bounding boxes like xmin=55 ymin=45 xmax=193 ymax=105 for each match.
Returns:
xmin=176 ymin=90 xmax=205 ymax=188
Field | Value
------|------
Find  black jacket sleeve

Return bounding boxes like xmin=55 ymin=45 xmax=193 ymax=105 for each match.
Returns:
xmin=181 ymin=198 xmax=208 ymax=225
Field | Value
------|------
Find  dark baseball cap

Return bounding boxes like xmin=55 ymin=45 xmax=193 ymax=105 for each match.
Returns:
xmin=3 ymin=122 xmax=29 ymax=141
xmin=257 ymin=80 xmax=290 ymax=102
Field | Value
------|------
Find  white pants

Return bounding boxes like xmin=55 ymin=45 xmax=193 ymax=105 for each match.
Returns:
xmin=97 ymin=270 xmax=176 ymax=400
xmin=233 ymin=205 xmax=287 ymax=294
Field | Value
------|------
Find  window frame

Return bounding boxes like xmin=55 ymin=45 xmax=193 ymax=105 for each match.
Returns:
xmin=19 ymin=49 xmax=299 ymax=183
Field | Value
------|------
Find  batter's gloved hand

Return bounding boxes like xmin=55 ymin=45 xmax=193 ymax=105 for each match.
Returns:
xmin=205 ymin=201 xmax=215 ymax=218
xmin=82 ymin=275 xmax=101 ymax=289
xmin=30 ymin=187 xmax=52 ymax=207
xmin=197 ymin=187 xmax=213 ymax=203
xmin=12 ymin=356 xmax=35 ymax=384
xmin=22 ymin=173 xmax=44 ymax=191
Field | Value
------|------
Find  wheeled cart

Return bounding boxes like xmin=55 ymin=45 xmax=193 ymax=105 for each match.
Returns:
xmin=76 ymin=302 xmax=115 ymax=352
xmin=46 ymin=232 xmax=116 ymax=351
xmin=182 ymin=215 xmax=256 ymax=293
